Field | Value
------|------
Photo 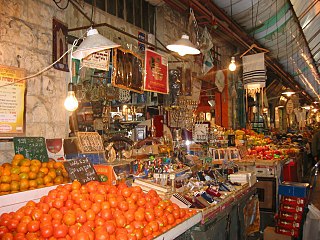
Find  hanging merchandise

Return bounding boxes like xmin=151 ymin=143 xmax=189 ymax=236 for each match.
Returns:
xmin=242 ymin=52 xmax=266 ymax=95
xmin=188 ymin=8 xmax=200 ymax=48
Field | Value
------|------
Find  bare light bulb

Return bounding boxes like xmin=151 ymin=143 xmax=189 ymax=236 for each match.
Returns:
xmin=64 ymin=83 xmax=78 ymax=112
xmin=229 ymin=57 xmax=236 ymax=71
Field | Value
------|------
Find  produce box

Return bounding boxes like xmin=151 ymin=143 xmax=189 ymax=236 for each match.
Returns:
xmin=0 ymin=185 xmax=59 ymax=214
xmin=94 ymin=161 xmax=131 ymax=185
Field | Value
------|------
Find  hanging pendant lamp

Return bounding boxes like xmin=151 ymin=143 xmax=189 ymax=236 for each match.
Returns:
xmin=166 ymin=34 xmax=200 ymax=56
xmin=72 ymin=28 xmax=120 ymax=60
xmin=281 ymin=88 xmax=295 ymax=97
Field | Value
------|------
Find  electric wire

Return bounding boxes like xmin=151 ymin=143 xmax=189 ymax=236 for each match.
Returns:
xmin=53 ymin=0 xmax=70 ymax=10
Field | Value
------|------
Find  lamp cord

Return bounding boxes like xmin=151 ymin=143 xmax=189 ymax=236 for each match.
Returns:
xmin=53 ymin=0 xmax=70 ymax=10
xmin=0 ymin=33 xmax=85 ymax=88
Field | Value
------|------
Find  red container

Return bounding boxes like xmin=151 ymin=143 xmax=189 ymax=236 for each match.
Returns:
xmin=283 ymin=161 xmax=298 ymax=182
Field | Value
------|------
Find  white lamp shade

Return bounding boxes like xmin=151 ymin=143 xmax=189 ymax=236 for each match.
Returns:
xmin=282 ymin=88 xmax=295 ymax=97
xmin=72 ymin=29 xmax=120 ymax=60
xmin=166 ymin=34 xmax=200 ymax=56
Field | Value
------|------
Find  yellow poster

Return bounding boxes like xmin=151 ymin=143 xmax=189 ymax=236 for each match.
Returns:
xmin=0 ymin=65 xmax=26 ymax=137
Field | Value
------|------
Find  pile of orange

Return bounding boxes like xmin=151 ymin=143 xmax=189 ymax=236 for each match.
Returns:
xmin=0 ymin=154 xmax=70 ymax=195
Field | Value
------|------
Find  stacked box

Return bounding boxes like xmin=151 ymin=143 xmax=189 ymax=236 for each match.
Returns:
xmin=275 ymin=182 xmax=309 ymax=238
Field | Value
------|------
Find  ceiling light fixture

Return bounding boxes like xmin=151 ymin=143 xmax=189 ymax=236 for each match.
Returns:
xmin=228 ymin=57 xmax=236 ymax=71
xmin=72 ymin=28 xmax=120 ymax=60
xmin=282 ymin=88 xmax=295 ymax=97
xmin=166 ymin=34 xmax=200 ymax=56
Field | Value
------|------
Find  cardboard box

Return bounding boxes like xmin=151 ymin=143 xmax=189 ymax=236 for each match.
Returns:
xmin=264 ymin=227 xmax=292 ymax=240
xmin=94 ymin=162 xmax=131 ymax=185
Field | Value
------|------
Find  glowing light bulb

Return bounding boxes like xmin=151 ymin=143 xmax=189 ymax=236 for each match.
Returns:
xmin=64 ymin=83 xmax=78 ymax=112
xmin=229 ymin=57 xmax=236 ymax=71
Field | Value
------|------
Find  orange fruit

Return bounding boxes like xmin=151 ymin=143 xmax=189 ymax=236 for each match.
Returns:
xmin=10 ymin=166 xmax=21 ymax=174
xmin=28 ymin=172 xmax=37 ymax=180
xmin=19 ymin=159 xmax=31 ymax=167
xmin=2 ymin=166 xmax=12 ymax=176
xmin=11 ymin=173 xmax=20 ymax=181
xmin=0 ymin=183 xmax=10 ymax=192
xmin=48 ymin=169 xmax=57 ymax=179
xmin=10 ymin=181 xmax=20 ymax=191
xmin=29 ymin=180 xmax=38 ymax=189
xmin=30 ymin=165 xmax=39 ymax=173
xmin=20 ymin=166 xmax=30 ymax=173
xmin=1 ymin=175 xmax=11 ymax=183
xmin=39 ymin=167 xmax=49 ymax=175
xmin=62 ymin=170 xmax=69 ymax=178
xmin=41 ymin=162 xmax=48 ymax=168
xmin=37 ymin=171 xmax=45 ymax=178
xmin=36 ymin=178 xmax=44 ymax=186
xmin=30 ymin=159 xmax=41 ymax=167
xmin=45 ymin=182 xmax=54 ymax=187
xmin=19 ymin=172 xmax=29 ymax=180
xmin=37 ymin=184 xmax=45 ymax=189
xmin=53 ymin=162 xmax=63 ymax=169
xmin=13 ymin=154 xmax=25 ymax=162
xmin=43 ymin=175 xmax=53 ymax=185
xmin=53 ymin=176 xmax=64 ymax=185
xmin=12 ymin=158 xmax=21 ymax=167
xmin=20 ymin=179 xmax=29 ymax=190
xmin=47 ymin=162 xmax=54 ymax=169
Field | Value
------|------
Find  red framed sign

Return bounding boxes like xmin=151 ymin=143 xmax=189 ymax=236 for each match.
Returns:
xmin=144 ymin=49 xmax=168 ymax=94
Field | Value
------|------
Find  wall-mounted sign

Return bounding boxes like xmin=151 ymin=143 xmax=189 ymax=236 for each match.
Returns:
xmin=0 ymin=65 xmax=26 ymax=138
xmin=112 ymin=48 xmax=144 ymax=93
xmin=82 ymin=50 xmax=111 ymax=71
xmin=144 ymin=49 xmax=168 ymax=94
xmin=52 ymin=18 xmax=68 ymax=72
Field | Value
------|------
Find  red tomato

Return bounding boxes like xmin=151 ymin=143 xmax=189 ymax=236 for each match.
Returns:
xmin=133 ymin=228 xmax=143 ymax=240
xmin=76 ymin=210 xmax=87 ymax=223
xmin=68 ymin=224 xmax=80 ymax=237
xmin=91 ymin=202 xmax=101 ymax=214
xmin=16 ymin=222 xmax=28 ymax=234
xmin=86 ymin=209 xmax=96 ymax=221
xmin=53 ymin=199 xmax=64 ymax=209
xmin=63 ymin=212 xmax=76 ymax=226
xmin=149 ymin=221 xmax=159 ymax=232
xmin=27 ymin=220 xmax=40 ymax=233
xmin=6 ymin=219 xmax=19 ymax=231
xmin=38 ymin=202 xmax=50 ymax=214
xmin=172 ymin=209 xmax=180 ymax=220
xmin=2 ymin=232 xmax=13 ymax=240
xmin=136 ymin=198 xmax=146 ymax=207
xmin=154 ymin=206 xmax=164 ymax=218
xmin=134 ymin=211 xmax=145 ymax=222
xmin=144 ymin=211 xmax=155 ymax=222
xmin=105 ymin=220 xmax=116 ymax=234
xmin=13 ymin=232 xmax=25 ymax=239
xmin=80 ymin=200 xmax=92 ymax=211
xmin=167 ymin=214 xmax=175 ymax=225
xmin=127 ymin=233 xmax=137 ymax=240
xmin=100 ymin=209 xmax=113 ymax=221
xmin=122 ymin=188 xmax=132 ymax=198
xmin=0 ymin=226 xmax=9 ymax=237
xmin=124 ymin=210 xmax=135 ymax=223
xmin=31 ymin=208 xmax=43 ymax=221
xmin=94 ymin=228 xmax=110 ymax=240
xmin=20 ymin=215 xmax=32 ymax=224
xmin=109 ymin=197 xmax=118 ymax=208
xmin=13 ymin=211 xmax=24 ymax=221
xmin=118 ymin=201 xmax=129 ymax=212
xmin=116 ymin=215 xmax=127 ymax=228
xmin=143 ymin=225 xmax=153 ymax=237
xmin=101 ymin=201 xmax=111 ymax=210
xmin=53 ymin=224 xmax=68 ymax=238
xmin=51 ymin=209 xmax=63 ymax=220
xmin=75 ymin=231 xmax=91 ymax=240
xmin=94 ymin=217 xmax=105 ymax=227
xmin=40 ymin=225 xmax=53 ymax=238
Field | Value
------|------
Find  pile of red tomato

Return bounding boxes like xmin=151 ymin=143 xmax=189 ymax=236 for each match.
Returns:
xmin=0 ymin=181 xmax=197 ymax=240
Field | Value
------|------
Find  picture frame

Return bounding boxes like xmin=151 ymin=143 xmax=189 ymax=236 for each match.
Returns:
xmin=112 ymin=48 xmax=144 ymax=93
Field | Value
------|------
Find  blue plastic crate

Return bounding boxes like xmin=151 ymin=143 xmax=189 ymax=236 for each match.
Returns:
xmin=278 ymin=181 xmax=309 ymax=198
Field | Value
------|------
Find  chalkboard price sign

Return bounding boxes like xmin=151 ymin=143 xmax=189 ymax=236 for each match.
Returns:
xmin=63 ymin=157 xmax=100 ymax=184
xmin=13 ymin=137 xmax=49 ymax=162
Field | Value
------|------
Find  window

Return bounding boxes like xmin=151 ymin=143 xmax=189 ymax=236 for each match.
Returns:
xmin=84 ymin=0 xmax=155 ymax=34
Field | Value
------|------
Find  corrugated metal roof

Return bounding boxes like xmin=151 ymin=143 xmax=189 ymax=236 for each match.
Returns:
xmin=212 ymin=0 xmax=320 ymax=101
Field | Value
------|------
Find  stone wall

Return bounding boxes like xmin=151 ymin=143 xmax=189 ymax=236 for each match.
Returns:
xmin=0 ymin=0 xmax=69 ymax=163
